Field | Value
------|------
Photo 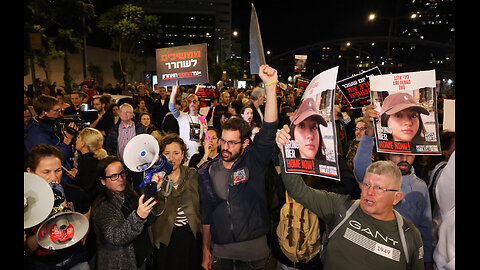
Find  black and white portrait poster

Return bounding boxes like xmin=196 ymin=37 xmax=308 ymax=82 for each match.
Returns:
xmin=282 ymin=66 xmax=341 ymax=180
xmin=369 ymin=70 xmax=441 ymax=155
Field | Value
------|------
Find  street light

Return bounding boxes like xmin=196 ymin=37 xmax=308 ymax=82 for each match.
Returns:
xmin=367 ymin=12 xmax=418 ymax=72
xmin=233 ymin=30 xmax=238 ymax=37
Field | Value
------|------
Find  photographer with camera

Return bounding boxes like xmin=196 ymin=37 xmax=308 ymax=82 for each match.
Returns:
xmin=25 ymin=94 xmax=78 ymax=175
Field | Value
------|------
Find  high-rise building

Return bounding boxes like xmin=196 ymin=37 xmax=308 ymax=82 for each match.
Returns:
xmin=145 ymin=0 xmax=232 ymax=63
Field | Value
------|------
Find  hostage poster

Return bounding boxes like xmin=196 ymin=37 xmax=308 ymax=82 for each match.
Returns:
xmin=369 ymin=70 xmax=441 ymax=155
xmin=282 ymin=66 xmax=341 ymax=180
xmin=156 ymin=43 xmax=208 ymax=87
xmin=195 ymin=83 xmax=219 ymax=107
xmin=336 ymin=66 xmax=381 ymax=109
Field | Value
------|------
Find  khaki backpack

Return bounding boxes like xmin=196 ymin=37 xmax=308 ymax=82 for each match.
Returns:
xmin=276 ymin=191 xmax=322 ymax=263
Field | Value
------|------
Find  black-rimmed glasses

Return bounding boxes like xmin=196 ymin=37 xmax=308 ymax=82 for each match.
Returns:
xmin=103 ymin=170 xmax=126 ymax=181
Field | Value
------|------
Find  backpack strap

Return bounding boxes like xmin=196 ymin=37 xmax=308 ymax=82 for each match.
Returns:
xmin=320 ymin=199 xmax=359 ymax=263
xmin=394 ymin=209 xmax=409 ymax=265
xmin=298 ymin=207 xmax=307 ymax=247
xmin=286 ymin=191 xmax=295 ymax=247
xmin=328 ymin=200 xmax=360 ymax=238
xmin=394 ymin=209 xmax=418 ymax=269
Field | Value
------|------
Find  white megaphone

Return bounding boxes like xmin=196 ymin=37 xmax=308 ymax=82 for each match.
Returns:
xmin=36 ymin=210 xmax=89 ymax=250
xmin=24 ymin=173 xmax=54 ymax=229
xmin=123 ymin=134 xmax=173 ymax=188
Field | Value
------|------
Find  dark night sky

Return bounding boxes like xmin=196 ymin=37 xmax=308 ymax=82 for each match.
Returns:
xmin=232 ymin=0 xmax=402 ymax=56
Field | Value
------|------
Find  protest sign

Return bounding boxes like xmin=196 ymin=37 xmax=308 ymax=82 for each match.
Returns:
xmin=295 ymin=76 xmax=311 ymax=89
xmin=443 ymin=99 xmax=455 ymax=132
xmin=369 ymin=70 xmax=441 ymax=155
xmin=336 ymin=67 xmax=381 ymax=109
xmin=294 ymin=55 xmax=307 ymax=73
xmin=195 ymin=83 xmax=218 ymax=107
xmin=282 ymin=66 xmax=341 ymax=180
xmin=156 ymin=43 xmax=208 ymax=87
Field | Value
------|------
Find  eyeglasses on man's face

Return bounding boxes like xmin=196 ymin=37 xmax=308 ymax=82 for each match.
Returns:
xmin=219 ymin=138 xmax=242 ymax=148
xmin=103 ymin=170 xmax=126 ymax=181
xmin=360 ymin=182 xmax=399 ymax=194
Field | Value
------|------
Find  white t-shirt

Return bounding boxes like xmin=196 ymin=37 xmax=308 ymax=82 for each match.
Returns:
xmin=169 ymin=102 xmax=204 ymax=161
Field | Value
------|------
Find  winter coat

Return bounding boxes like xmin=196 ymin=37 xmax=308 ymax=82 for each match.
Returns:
xmin=197 ymin=120 xmax=278 ymax=245
xmin=92 ymin=190 xmax=148 ymax=270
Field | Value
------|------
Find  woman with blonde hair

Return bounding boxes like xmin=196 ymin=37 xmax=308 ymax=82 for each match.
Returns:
xmin=69 ymin=127 xmax=108 ymax=204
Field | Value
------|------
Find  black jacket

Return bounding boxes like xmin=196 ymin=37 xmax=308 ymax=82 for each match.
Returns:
xmin=104 ymin=120 xmax=146 ymax=157
xmin=197 ymin=120 xmax=278 ymax=245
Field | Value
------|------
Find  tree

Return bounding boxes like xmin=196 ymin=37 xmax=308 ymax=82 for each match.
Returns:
xmin=209 ymin=58 xmax=243 ymax=83
xmin=98 ymin=4 xmax=161 ymax=83
xmin=24 ymin=0 xmax=95 ymax=93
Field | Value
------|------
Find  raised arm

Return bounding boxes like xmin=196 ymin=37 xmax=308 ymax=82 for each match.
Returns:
xmin=168 ymin=80 xmax=181 ymax=118
xmin=257 ymin=65 xmax=278 ymax=123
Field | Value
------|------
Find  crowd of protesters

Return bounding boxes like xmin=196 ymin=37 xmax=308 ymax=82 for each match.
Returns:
xmin=24 ymin=65 xmax=455 ymax=270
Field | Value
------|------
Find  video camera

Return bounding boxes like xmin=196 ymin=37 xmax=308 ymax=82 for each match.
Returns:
xmin=57 ymin=104 xmax=98 ymax=136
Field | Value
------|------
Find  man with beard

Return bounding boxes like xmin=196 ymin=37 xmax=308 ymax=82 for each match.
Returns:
xmin=353 ymin=104 xmax=434 ymax=270
xmin=197 ymin=65 xmax=278 ymax=270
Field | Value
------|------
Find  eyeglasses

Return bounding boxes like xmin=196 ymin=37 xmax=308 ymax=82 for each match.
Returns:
xmin=103 ymin=170 xmax=126 ymax=181
xmin=355 ymin=127 xmax=367 ymax=131
xmin=219 ymin=138 xmax=242 ymax=147
xmin=188 ymin=99 xmax=198 ymax=104
xmin=360 ymin=182 xmax=399 ymax=194
xmin=120 ymin=110 xmax=132 ymax=114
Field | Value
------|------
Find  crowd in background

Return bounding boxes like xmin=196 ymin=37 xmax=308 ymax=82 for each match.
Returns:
xmin=24 ymin=69 xmax=455 ymax=270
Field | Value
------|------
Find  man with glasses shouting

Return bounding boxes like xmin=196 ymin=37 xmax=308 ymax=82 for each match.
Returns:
xmin=197 ymin=65 xmax=278 ymax=270
xmin=275 ymin=124 xmax=425 ymax=270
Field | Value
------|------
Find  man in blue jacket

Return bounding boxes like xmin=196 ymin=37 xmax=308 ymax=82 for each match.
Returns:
xmin=24 ymin=94 xmax=76 ymax=183
xmin=198 ymin=65 xmax=278 ymax=270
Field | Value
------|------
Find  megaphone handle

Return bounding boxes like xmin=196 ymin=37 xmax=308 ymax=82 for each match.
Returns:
xmin=140 ymin=170 xmax=154 ymax=188
xmin=162 ymin=178 xmax=173 ymax=197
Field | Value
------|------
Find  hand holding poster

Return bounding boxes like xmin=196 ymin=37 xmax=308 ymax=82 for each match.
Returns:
xmin=156 ymin=43 xmax=208 ymax=87
xmin=282 ymin=66 xmax=341 ymax=180
xmin=369 ymin=70 xmax=441 ymax=155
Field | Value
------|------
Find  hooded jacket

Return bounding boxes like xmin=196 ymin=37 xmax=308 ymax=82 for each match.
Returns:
xmin=433 ymin=151 xmax=455 ymax=270
xmin=197 ymin=120 xmax=277 ymax=245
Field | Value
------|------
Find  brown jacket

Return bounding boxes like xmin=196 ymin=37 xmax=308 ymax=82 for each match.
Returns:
xmin=149 ymin=165 xmax=201 ymax=246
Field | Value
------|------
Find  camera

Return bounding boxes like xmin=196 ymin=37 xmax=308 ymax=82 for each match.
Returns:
xmin=57 ymin=104 xmax=98 ymax=136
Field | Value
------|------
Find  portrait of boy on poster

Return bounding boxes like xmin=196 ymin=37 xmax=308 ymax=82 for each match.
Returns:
xmin=369 ymin=70 xmax=442 ymax=155
xmin=282 ymin=67 xmax=341 ymax=180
